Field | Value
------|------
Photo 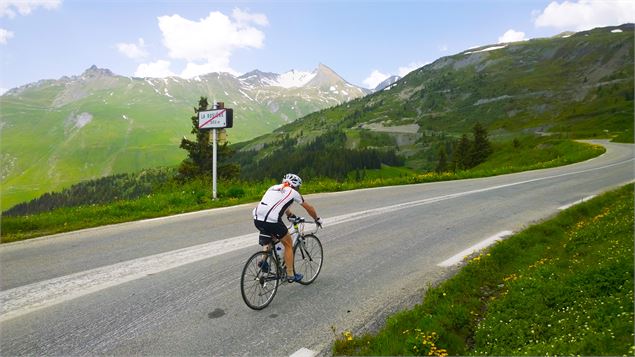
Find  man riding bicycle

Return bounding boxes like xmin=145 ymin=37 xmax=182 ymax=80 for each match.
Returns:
xmin=253 ymin=173 xmax=323 ymax=283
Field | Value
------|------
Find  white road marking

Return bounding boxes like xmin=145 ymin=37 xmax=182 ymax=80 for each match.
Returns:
xmin=290 ymin=348 xmax=318 ymax=357
xmin=558 ymin=195 xmax=596 ymax=210
xmin=1 ymin=158 xmax=632 ymax=321
xmin=0 ymin=233 xmax=255 ymax=322
xmin=437 ymin=231 xmax=513 ymax=267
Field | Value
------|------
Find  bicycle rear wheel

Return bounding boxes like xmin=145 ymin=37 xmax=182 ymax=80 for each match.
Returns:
xmin=241 ymin=251 xmax=280 ymax=310
xmin=293 ymin=234 xmax=323 ymax=285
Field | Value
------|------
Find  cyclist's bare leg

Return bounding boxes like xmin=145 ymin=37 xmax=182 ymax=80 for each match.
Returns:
xmin=281 ymin=234 xmax=294 ymax=276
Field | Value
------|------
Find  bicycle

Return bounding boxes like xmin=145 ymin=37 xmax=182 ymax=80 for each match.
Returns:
xmin=240 ymin=217 xmax=323 ymax=310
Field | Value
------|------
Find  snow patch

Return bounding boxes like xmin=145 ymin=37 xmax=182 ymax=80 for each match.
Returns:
xmin=464 ymin=45 xmax=507 ymax=54
xmin=239 ymin=89 xmax=254 ymax=101
xmin=611 ymin=29 xmax=623 ymax=33
xmin=273 ymin=70 xmax=316 ymax=88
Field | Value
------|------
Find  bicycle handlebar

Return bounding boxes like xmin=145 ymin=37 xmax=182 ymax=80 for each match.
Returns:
xmin=288 ymin=216 xmax=321 ymax=234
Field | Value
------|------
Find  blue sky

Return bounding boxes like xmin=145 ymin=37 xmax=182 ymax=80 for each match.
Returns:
xmin=0 ymin=0 xmax=633 ymax=93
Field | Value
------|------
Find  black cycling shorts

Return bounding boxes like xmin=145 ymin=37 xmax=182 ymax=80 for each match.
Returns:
xmin=254 ymin=219 xmax=289 ymax=246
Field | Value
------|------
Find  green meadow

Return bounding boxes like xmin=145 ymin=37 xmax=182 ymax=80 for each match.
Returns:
xmin=333 ymin=183 xmax=634 ymax=356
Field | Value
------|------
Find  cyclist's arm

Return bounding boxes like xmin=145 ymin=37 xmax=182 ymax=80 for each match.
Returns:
xmin=300 ymin=201 xmax=319 ymax=221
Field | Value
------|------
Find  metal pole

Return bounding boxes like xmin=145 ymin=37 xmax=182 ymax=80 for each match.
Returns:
xmin=212 ymin=128 xmax=218 ymax=199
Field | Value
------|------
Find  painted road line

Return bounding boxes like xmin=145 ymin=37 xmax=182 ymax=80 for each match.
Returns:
xmin=290 ymin=348 xmax=318 ymax=357
xmin=437 ymin=231 xmax=513 ymax=268
xmin=558 ymin=195 xmax=596 ymax=210
xmin=0 ymin=233 xmax=256 ymax=322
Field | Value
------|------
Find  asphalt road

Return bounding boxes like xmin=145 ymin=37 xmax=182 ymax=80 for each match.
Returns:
xmin=1 ymin=140 xmax=633 ymax=356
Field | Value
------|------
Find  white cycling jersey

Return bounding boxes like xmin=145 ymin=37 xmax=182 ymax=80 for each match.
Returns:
xmin=253 ymin=184 xmax=304 ymax=223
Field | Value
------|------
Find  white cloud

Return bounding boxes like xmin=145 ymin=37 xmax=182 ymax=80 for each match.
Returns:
xmin=398 ymin=62 xmax=427 ymax=77
xmin=534 ymin=0 xmax=635 ymax=31
xmin=498 ymin=29 xmax=527 ymax=43
xmin=134 ymin=60 xmax=175 ymax=78
xmin=439 ymin=44 xmax=449 ymax=52
xmin=0 ymin=0 xmax=61 ymax=18
xmin=157 ymin=8 xmax=267 ymax=78
xmin=0 ymin=0 xmax=60 ymax=46
xmin=363 ymin=70 xmax=390 ymax=89
xmin=232 ymin=8 xmax=269 ymax=27
xmin=116 ymin=38 xmax=148 ymax=60
xmin=0 ymin=28 xmax=15 ymax=44
xmin=363 ymin=61 xmax=428 ymax=89
xmin=0 ymin=87 xmax=8 ymax=95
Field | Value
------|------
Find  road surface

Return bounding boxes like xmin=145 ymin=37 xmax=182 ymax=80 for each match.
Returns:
xmin=1 ymin=140 xmax=633 ymax=356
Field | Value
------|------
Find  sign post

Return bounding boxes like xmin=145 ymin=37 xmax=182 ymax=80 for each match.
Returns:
xmin=198 ymin=102 xmax=233 ymax=200
xmin=212 ymin=126 xmax=217 ymax=199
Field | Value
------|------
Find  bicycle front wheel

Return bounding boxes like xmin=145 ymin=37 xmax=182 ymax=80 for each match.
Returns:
xmin=241 ymin=251 xmax=280 ymax=310
xmin=293 ymin=234 xmax=323 ymax=285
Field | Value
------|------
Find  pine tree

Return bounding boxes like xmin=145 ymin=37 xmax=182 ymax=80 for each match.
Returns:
xmin=453 ymin=134 xmax=472 ymax=171
xmin=470 ymin=122 xmax=492 ymax=166
xmin=435 ymin=146 xmax=448 ymax=173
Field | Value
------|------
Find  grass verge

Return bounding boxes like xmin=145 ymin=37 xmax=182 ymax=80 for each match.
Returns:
xmin=333 ymin=184 xmax=634 ymax=356
xmin=1 ymin=139 xmax=605 ymax=243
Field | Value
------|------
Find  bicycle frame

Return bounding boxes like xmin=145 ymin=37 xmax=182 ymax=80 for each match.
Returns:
xmin=262 ymin=218 xmax=318 ymax=281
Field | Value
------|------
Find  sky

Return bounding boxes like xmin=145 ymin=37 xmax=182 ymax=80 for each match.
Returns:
xmin=0 ymin=0 xmax=633 ymax=94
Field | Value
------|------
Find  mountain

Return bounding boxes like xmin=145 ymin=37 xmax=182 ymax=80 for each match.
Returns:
xmin=373 ymin=75 xmax=401 ymax=92
xmin=0 ymin=64 xmax=369 ymax=210
xmin=236 ymin=24 xmax=634 ymax=176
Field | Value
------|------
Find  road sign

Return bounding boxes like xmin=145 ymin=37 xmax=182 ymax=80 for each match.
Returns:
xmin=198 ymin=108 xmax=233 ymax=129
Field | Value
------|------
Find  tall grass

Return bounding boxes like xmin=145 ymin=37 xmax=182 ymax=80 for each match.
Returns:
xmin=0 ymin=139 xmax=605 ymax=243
xmin=333 ymin=184 xmax=634 ymax=356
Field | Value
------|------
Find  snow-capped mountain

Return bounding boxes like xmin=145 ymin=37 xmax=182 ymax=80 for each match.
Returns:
xmin=237 ymin=63 xmax=366 ymax=93
xmin=237 ymin=68 xmax=316 ymax=88
xmin=271 ymin=69 xmax=316 ymax=88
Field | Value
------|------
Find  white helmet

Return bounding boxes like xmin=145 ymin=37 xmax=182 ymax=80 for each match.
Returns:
xmin=282 ymin=173 xmax=302 ymax=188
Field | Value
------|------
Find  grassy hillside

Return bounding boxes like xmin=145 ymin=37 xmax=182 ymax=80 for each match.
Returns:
xmin=333 ymin=184 xmax=634 ymax=356
xmin=0 ymin=67 xmax=366 ymax=210
xmin=0 ymin=76 xmax=190 ymax=210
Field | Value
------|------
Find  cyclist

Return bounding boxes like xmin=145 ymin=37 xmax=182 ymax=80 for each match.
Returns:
xmin=253 ymin=173 xmax=323 ymax=283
